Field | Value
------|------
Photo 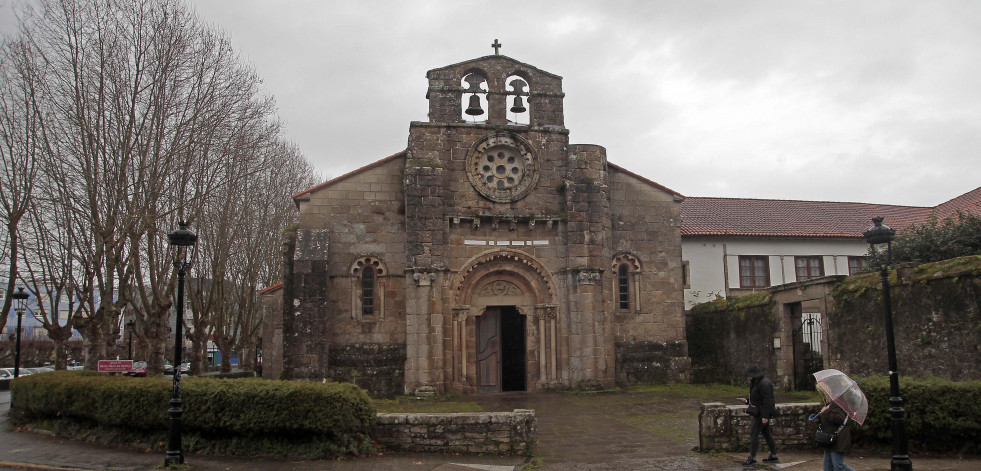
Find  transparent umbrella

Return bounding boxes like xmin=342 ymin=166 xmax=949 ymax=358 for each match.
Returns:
xmin=813 ymin=368 xmax=868 ymax=425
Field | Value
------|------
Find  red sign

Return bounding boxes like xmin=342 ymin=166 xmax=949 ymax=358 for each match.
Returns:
xmin=97 ymin=360 xmax=133 ymax=372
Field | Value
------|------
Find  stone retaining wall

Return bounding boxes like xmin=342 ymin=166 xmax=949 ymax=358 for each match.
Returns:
xmin=374 ymin=409 xmax=536 ymax=456
xmin=699 ymin=402 xmax=823 ymax=452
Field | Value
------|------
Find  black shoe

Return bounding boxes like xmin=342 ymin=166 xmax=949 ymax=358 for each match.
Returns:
xmin=762 ymin=454 xmax=779 ymax=463
xmin=742 ymin=457 xmax=757 ymax=467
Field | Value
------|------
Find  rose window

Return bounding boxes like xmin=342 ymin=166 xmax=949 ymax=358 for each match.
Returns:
xmin=480 ymin=145 xmax=525 ymax=190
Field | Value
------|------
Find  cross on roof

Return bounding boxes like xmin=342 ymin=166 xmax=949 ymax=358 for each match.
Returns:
xmin=491 ymin=39 xmax=502 ymax=55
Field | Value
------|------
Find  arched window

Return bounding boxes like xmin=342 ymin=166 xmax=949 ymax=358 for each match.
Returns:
xmin=350 ymin=257 xmax=387 ymax=321
xmin=612 ymin=253 xmax=643 ymax=313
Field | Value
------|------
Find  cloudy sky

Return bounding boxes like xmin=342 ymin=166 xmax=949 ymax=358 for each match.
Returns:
xmin=6 ymin=1 xmax=980 ymax=207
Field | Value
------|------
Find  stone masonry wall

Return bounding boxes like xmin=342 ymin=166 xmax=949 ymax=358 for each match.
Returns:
xmin=609 ymin=170 xmax=687 ymax=346
xmin=699 ymin=402 xmax=822 ymax=452
xmin=374 ymin=409 xmax=536 ymax=456
xmin=327 ymin=343 xmax=406 ymax=398
xmin=615 ymin=340 xmax=689 ymax=385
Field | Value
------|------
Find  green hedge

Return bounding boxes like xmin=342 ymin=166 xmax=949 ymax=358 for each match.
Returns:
xmin=10 ymin=371 xmax=377 ymax=458
xmin=854 ymin=375 xmax=981 ymax=453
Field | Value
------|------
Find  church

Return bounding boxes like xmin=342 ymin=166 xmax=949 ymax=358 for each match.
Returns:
xmin=261 ymin=47 xmax=691 ymax=396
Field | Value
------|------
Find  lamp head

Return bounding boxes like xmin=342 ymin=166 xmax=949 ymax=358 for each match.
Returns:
xmin=863 ymin=216 xmax=895 ymax=246
xmin=12 ymin=286 xmax=29 ymax=311
xmin=168 ymin=221 xmax=198 ymax=247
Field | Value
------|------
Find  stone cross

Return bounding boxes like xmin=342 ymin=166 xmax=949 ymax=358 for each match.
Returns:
xmin=491 ymin=39 xmax=502 ymax=55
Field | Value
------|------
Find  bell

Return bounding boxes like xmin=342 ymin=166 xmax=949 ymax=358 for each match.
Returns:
xmin=510 ymin=96 xmax=526 ymax=113
xmin=465 ymin=94 xmax=484 ymax=116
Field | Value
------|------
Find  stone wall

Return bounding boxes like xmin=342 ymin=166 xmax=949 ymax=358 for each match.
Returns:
xmin=830 ymin=257 xmax=981 ymax=381
xmin=327 ymin=343 xmax=405 ymax=397
xmin=687 ymin=256 xmax=981 ymax=388
xmin=686 ymin=293 xmax=779 ymax=385
xmin=698 ymin=402 xmax=822 ymax=452
xmin=374 ymin=409 xmax=536 ymax=456
xmin=614 ymin=340 xmax=690 ymax=385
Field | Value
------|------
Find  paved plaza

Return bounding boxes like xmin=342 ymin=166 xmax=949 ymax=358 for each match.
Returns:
xmin=2 ymin=389 xmax=978 ymax=470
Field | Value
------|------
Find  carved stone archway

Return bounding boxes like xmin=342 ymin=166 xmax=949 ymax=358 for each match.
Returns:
xmin=449 ymin=250 xmax=558 ymax=392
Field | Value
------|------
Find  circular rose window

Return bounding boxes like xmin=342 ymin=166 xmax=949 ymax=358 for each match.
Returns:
xmin=467 ymin=133 xmax=538 ymax=202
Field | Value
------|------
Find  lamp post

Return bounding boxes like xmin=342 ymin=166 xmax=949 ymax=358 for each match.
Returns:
xmin=863 ymin=216 xmax=912 ymax=471
xmin=126 ymin=319 xmax=135 ymax=360
xmin=11 ymin=287 xmax=29 ymax=378
xmin=164 ymin=221 xmax=197 ymax=467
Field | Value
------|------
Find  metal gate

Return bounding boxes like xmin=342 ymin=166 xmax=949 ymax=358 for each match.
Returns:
xmin=792 ymin=312 xmax=824 ymax=391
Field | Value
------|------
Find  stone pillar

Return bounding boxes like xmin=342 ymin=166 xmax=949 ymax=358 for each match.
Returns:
xmin=282 ymin=229 xmax=330 ymax=380
xmin=405 ymin=270 xmax=437 ymax=393
xmin=564 ymin=144 xmax=614 ymax=387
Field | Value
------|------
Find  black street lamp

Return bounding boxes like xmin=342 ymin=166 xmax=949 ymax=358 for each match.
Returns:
xmin=863 ymin=216 xmax=912 ymax=471
xmin=11 ymin=287 xmax=29 ymax=378
xmin=126 ymin=319 xmax=135 ymax=360
xmin=164 ymin=221 xmax=197 ymax=467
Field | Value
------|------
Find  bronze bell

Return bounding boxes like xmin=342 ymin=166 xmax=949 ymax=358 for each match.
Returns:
xmin=465 ymin=94 xmax=484 ymax=116
xmin=510 ymin=96 xmax=526 ymax=113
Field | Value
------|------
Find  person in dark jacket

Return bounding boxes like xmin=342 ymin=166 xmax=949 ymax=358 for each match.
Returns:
xmin=737 ymin=364 xmax=778 ymax=466
xmin=818 ymin=390 xmax=855 ymax=471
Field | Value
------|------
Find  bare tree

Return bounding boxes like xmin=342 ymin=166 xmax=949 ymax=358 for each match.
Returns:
xmin=6 ymin=0 xmax=318 ymax=373
xmin=0 ymin=36 xmax=43 ymax=333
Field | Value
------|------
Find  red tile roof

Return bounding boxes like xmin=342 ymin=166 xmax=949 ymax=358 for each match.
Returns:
xmin=681 ymin=197 xmax=934 ymax=238
xmin=258 ymin=282 xmax=283 ymax=295
xmin=933 ymin=186 xmax=981 ymax=221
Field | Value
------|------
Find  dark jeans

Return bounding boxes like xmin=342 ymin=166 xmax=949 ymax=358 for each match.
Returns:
xmin=749 ymin=417 xmax=777 ymax=458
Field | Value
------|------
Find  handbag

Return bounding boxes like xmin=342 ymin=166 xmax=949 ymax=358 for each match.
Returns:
xmin=745 ymin=404 xmax=761 ymax=417
xmin=815 ymin=416 xmax=849 ymax=448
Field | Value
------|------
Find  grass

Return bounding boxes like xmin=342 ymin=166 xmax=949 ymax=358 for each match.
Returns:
xmin=373 ymin=395 xmax=484 ymax=413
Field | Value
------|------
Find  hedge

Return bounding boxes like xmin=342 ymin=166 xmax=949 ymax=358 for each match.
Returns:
xmin=9 ymin=371 xmax=377 ymax=458
xmin=854 ymin=375 xmax=981 ymax=453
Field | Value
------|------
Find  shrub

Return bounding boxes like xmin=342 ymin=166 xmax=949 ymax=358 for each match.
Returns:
xmin=10 ymin=371 xmax=377 ymax=458
xmin=854 ymin=375 xmax=981 ymax=453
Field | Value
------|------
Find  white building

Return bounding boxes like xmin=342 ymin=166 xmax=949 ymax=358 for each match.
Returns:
xmin=681 ymin=187 xmax=981 ymax=308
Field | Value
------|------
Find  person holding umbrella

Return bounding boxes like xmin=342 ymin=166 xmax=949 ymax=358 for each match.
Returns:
xmin=737 ymin=364 xmax=779 ymax=466
xmin=817 ymin=387 xmax=856 ymax=471
xmin=812 ymin=369 xmax=867 ymax=471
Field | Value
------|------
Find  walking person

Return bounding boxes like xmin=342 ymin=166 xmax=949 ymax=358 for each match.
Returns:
xmin=818 ymin=391 xmax=856 ymax=471
xmin=737 ymin=364 xmax=778 ymax=466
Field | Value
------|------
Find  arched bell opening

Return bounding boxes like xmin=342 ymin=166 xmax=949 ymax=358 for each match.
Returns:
xmin=505 ymin=74 xmax=531 ymax=125
xmin=460 ymin=71 xmax=489 ymax=123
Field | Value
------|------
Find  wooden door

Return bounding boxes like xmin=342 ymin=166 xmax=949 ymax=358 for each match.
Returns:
xmin=476 ymin=308 xmax=501 ymax=393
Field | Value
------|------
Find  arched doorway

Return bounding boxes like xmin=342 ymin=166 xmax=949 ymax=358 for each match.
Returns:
xmin=451 ymin=250 xmax=557 ymax=393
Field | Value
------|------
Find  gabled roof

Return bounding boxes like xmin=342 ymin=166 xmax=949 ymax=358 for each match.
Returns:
xmin=426 ymin=55 xmax=563 ymax=80
xmin=933 ymin=186 xmax=981 ymax=221
xmin=258 ymin=282 xmax=283 ymax=296
xmin=608 ymin=163 xmax=684 ymax=200
xmin=291 ymin=151 xmax=406 ymax=202
xmin=681 ymin=197 xmax=932 ymax=238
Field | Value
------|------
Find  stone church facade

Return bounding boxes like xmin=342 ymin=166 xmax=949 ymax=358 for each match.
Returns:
xmin=263 ymin=52 xmax=690 ymax=396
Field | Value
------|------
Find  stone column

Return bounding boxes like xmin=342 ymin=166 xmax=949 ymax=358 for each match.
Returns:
xmin=564 ymin=144 xmax=614 ymax=387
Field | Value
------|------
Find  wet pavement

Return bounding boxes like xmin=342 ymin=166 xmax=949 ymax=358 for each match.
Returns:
xmin=3 ymin=389 xmax=978 ymax=470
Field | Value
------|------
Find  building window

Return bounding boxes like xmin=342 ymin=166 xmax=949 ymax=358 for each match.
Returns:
xmin=795 ymin=256 xmax=825 ymax=281
xmin=848 ymin=256 xmax=869 ymax=275
xmin=739 ymin=256 xmax=770 ymax=288
xmin=612 ymin=252 xmax=643 ymax=313
xmin=350 ymin=257 xmax=387 ymax=321
xmin=618 ymin=264 xmax=630 ymax=310
xmin=361 ymin=269 xmax=375 ymax=316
